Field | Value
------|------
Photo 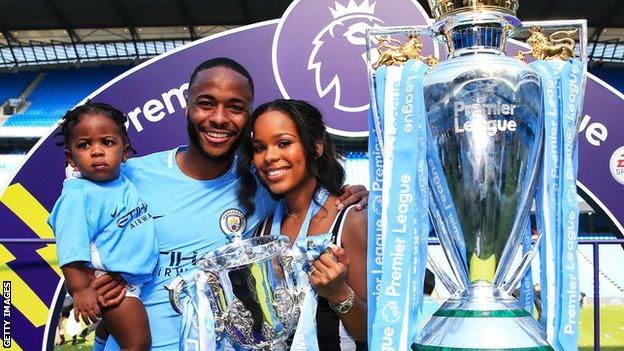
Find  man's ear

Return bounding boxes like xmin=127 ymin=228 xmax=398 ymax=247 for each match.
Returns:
xmin=315 ymin=140 xmax=324 ymax=158
xmin=65 ymin=149 xmax=76 ymax=168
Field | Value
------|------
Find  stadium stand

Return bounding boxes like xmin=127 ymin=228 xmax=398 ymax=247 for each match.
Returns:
xmin=0 ymin=71 xmax=37 ymax=106
xmin=578 ymin=239 xmax=624 ymax=301
xmin=2 ymin=65 xmax=130 ymax=128
xmin=344 ymin=151 xmax=369 ymax=187
xmin=0 ymin=65 xmax=131 ymax=186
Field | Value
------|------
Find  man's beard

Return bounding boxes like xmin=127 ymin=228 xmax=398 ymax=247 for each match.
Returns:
xmin=186 ymin=115 xmax=241 ymax=164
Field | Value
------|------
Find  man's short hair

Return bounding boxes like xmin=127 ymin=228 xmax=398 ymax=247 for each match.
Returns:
xmin=188 ymin=57 xmax=255 ymax=99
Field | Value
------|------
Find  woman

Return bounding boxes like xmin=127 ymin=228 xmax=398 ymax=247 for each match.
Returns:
xmin=237 ymin=99 xmax=367 ymax=350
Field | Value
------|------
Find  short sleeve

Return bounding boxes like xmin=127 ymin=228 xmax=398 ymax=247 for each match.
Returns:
xmin=48 ymin=181 xmax=94 ymax=267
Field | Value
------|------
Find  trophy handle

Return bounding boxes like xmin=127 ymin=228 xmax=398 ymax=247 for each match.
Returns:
xmin=166 ymin=275 xmax=188 ymax=314
xmin=509 ymin=20 xmax=588 ymax=63
xmin=365 ymin=25 xmax=435 ymax=152
xmin=427 ymin=253 xmax=461 ymax=295
xmin=499 ymin=230 xmax=543 ymax=296
xmin=203 ymin=271 xmax=226 ymax=336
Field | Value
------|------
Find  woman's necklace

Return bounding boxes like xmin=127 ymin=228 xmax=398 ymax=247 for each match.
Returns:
xmin=285 ymin=205 xmax=309 ymax=221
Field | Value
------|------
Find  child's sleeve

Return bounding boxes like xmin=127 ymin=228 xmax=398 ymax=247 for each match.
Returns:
xmin=48 ymin=183 xmax=93 ymax=268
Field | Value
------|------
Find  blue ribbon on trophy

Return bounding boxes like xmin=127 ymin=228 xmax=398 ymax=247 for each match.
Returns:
xmin=404 ymin=59 xmax=429 ymax=345
xmin=178 ymin=270 xmax=219 ymax=351
xmin=270 ymin=188 xmax=331 ymax=351
xmin=365 ymin=5 xmax=588 ymax=348
xmin=367 ymin=58 xmax=430 ymax=351
xmin=532 ymin=60 xmax=560 ymax=338
xmin=367 ymin=65 xmax=387 ymax=345
xmin=532 ymin=57 xmax=585 ymax=350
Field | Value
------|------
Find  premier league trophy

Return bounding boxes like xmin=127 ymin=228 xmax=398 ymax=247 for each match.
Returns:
xmin=168 ymin=235 xmax=301 ymax=350
xmin=366 ymin=0 xmax=587 ymax=350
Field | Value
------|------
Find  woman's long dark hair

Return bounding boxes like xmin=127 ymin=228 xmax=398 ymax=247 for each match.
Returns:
xmin=237 ymin=99 xmax=345 ymax=216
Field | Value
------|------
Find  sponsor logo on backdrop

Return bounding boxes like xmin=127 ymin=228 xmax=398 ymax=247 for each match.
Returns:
xmin=609 ymin=146 xmax=624 ymax=185
xmin=276 ymin=0 xmax=384 ymax=112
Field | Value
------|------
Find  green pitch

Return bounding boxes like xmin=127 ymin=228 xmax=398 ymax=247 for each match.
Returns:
xmin=579 ymin=304 xmax=624 ymax=350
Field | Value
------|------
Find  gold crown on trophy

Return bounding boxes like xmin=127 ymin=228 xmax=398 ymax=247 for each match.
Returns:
xmin=428 ymin=0 xmax=519 ymax=20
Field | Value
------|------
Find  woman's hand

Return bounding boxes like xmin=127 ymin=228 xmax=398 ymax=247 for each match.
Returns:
xmin=336 ymin=184 xmax=368 ymax=211
xmin=308 ymin=244 xmax=352 ymax=305
xmin=72 ymin=287 xmax=101 ymax=325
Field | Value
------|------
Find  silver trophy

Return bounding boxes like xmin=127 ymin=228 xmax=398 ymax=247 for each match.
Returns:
xmin=168 ymin=235 xmax=301 ymax=350
xmin=366 ymin=0 xmax=587 ymax=349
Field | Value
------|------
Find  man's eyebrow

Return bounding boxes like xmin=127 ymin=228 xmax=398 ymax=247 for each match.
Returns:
xmin=193 ymin=94 xmax=247 ymax=105
xmin=227 ymin=97 xmax=248 ymax=105
xmin=194 ymin=93 xmax=214 ymax=100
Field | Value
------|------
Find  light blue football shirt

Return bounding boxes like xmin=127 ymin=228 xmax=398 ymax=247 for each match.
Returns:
xmin=49 ymin=174 xmax=158 ymax=285
xmin=105 ymin=146 xmax=276 ymax=350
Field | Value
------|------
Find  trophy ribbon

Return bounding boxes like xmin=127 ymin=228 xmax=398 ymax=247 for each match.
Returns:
xmin=532 ymin=58 xmax=584 ymax=350
xmin=365 ymin=64 xmax=386 ymax=344
xmin=532 ymin=60 xmax=560 ymax=342
xmin=269 ymin=187 xmax=331 ymax=351
xmin=178 ymin=270 xmax=218 ymax=351
xmin=369 ymin=59 xmax=430 ymax=351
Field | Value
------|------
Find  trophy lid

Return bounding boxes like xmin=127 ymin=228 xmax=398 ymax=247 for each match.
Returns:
xmin=428 ymin=0 xmax=519 ymax=21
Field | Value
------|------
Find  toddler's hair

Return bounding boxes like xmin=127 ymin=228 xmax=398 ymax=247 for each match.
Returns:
xmin=55 ymin=100 xmax=135 ymax=153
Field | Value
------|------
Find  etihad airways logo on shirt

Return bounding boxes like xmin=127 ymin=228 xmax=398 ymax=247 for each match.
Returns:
xmin=113 ymin=202 xmax=153 ymax=229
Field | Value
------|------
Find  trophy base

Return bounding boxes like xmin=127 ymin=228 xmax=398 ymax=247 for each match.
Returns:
xmin=412 ymin=286 xmax=553 ymax=351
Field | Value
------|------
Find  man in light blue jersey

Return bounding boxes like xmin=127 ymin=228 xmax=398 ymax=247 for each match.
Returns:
xmin=93 ymin=58 xmax=367 ymax=350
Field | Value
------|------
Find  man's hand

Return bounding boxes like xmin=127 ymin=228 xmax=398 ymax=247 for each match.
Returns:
xmin=336 ymin=184 xmax=369 ymax=211
xmin=90 ymin=272 xmax=127 ymax=308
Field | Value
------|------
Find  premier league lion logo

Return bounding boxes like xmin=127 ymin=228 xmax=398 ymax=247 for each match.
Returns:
xmin=273 ymin=0 xmax=434 ymax=136
xmin=308 ymin=0 xmax=384 ymax=113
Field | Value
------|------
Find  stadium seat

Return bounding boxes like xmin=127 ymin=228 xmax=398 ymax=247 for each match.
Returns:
xmin=3 ymin=65 xmax=129 ymax=128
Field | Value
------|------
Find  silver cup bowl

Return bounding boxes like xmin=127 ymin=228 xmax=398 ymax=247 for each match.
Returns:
xmin=169 ymin=235 xmax=300 ymax=350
